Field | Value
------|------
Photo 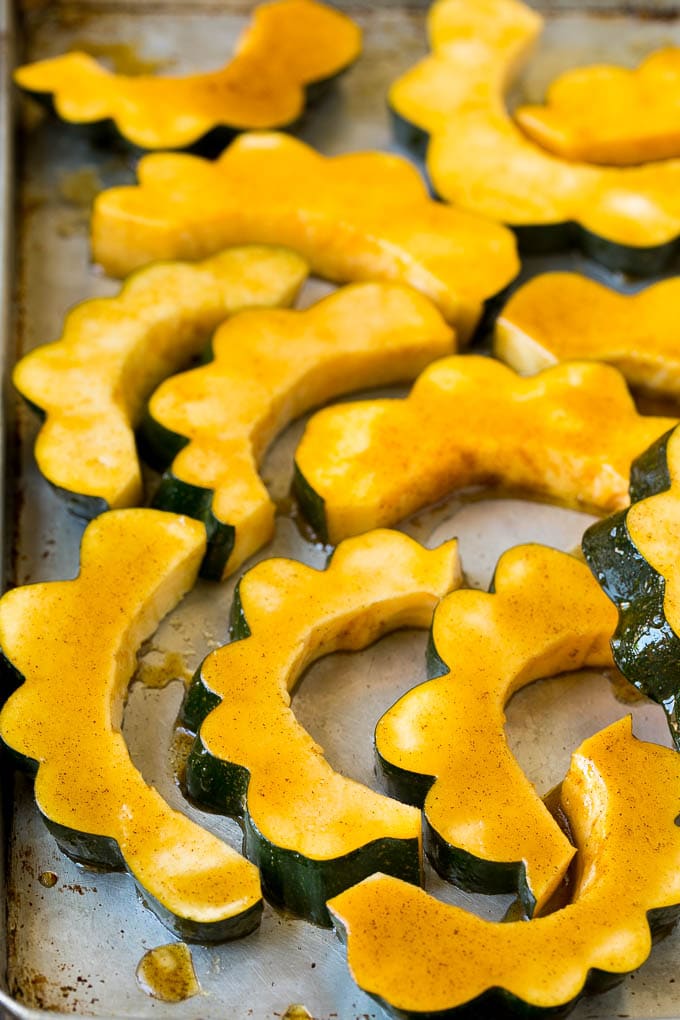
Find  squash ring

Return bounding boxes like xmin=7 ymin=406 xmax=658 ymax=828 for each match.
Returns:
xmin=144 ymin=282 xmax=454 ymax=580
xmin=495 ymin=272 xmax=680 ymax=402
xmin=330 ymin=717 xmax=680 ymax=1019
xmin=0 ymin=509 xmax=263 ymax=942
xmin=390 ymin=0 xmax=680 ymax=274
xmin=294 ymin=355 xmax=675 ymax=545
xmin=14 ymin=0 xmax=362 ymax=151
xmin=375 ymin=544 xmax=617 ymax=917
xmin=91 ymin=132 xmax=520 ymax=339
xmin=583 ymin=425 xmax=680 ymax=748
xmin=182 ymin=529 xmax=462 ymax=925
xmin=13 ymin=246 xmax=307 ymax=518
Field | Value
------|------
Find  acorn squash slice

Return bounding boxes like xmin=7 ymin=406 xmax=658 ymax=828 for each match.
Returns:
xmin=375 ymin=544 xmax=616 ymax=917
xmin=390 ymin=0 xmax=680 ymax=274
xmin=91 ymin=132 xmax=520 ymax=339
xmin=495 ymin=272 xmax=680 ymax=401
xmin=515 ymin=49 xmax=680 ymax=166
xmin=13 ymin=246 xmax=307 ymax=518
xmin=0 ymin=509 xmax=263 ymax=942
xmin=329 ymin=717 xmax=680 ymax=1020
xmin=582 ymin=425 xmax=680 ymax=748
xmin=294 ymin=355 xmax=675 ymax=544
xmin=14 ymin=0 xmax=362 ymax=151
xmin=145 ymin=282 xmax=454 ymax=580
xmin=182 ymin=529 xmax=462 ymax=925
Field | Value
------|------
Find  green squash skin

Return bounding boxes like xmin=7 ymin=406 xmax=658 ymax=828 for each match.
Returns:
xmin=389 ymin=107 xmax=680 ymax=276
xmin=581 ymin=429 xmax=680 ymax=749
xmin=293 ymin=461 xmax=328 ymax=543
xmin=182 ymin=582 xmax=424 ymax=926
xmin=0 ymin=651 xmax=263 ymax=942
xmin=330 ymin=903 xmax=680 ymax=1020
xmin=141 ymin=408 xmax=236 ymax=581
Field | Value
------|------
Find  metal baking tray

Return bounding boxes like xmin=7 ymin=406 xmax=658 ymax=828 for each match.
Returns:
xmin=3 ymin=0 xmax=680 ymax=1016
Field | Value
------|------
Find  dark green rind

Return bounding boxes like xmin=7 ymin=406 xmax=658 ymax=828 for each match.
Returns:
xmin=581 ymin=430 xmax=680 ymax=749
xmin=151 ymin=473 xmax=236 ymax=581
xmin=21 ymin=66 xmax=354 ymax=158
xmin=293 ymin=461 xmax=328 ymax=543
xmin=230 ymin=579 xmax=252 ymax=640
xmin=185 ymin=726 xmax=421 ymax=926
xmin=179 ymin=668 xmax=223 ymax=733
xmin=376 ymin=629 xmax=538 ymax=917
xmin=0 ymin=655 xmax=261 ymax=942
xmin=141 ymin=407 xmax=237 ymax=580
xmin=389 ymin=106 xmax=680 ymax=276
xmin=329 ymin=903 xmax=680 ymax=1020
xmin=246 ymin=817 xmax=421 ymax=928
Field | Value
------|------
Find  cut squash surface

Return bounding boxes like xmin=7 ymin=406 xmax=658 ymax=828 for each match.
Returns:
xmin=183 ymin=530 xmax=462 ymax=924
xmin=146 ymin=282 xmax=454 ymax=579
xmin=515 ymin=49 xmax=680 ymax=165
xmin=376 ymin=544 xmax=616 ymax=916
xmin=0 ymin=509 xmax=262 ymax=941
xmin=295 ymin=355 xmax=676 ymax=544
xmin=15 ymin=0 xmax=362 ymax=149
xmin=14 ymin=246 xmax=307 ymax=516
xmin=330 ymin=718 xmax=680 ymax=1017
xmin=495 ymin=272 xmax=680 ymax=400
xmin=390 ymin=0 xmax=680 ymax=270
xmin=91 ymin=132 xmax=520 ymax=337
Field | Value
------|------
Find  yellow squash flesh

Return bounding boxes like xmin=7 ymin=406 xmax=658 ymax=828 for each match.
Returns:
xmin=0 ymin=509 xmax=262 ymax=940
xmin=193 ymin=531 xmax=462 ymax=905
xmin=14 ymin=246 xmax=307 ymax=512
xmin=375 ymin=545 xmax=617 ymax=915
xmin=91 ymin=132 xmax=520 ymax=338
xmin=390 ymin=0 xmax=680 ymax=251
xmin=14 ymin=0 xmax=362 ymax=149
xmin=329 ymin=717 xmax=680 ymax=1015
xmin=150 ymin=282 xmax=454 ymax=577
xmin=515 ymin=49 xmax=680 ymax=165
xmin=295 ymin=355 xmax=676 ymax=544
xmin=495 ymin=272 xmax=680 ymax=400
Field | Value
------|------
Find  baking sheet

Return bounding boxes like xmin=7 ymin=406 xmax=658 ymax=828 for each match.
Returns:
xmin=5 ymin=1 xmax=680 ymax=1017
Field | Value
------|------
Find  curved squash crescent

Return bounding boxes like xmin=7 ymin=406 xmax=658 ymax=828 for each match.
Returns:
xmin=144 ymin=282 xmax=454 ymax=579
xmin=390 ymin=0 xmax=680 ymax=273
xmin=375 ymin=544 xmax=617 ymax=916
xmin=329 ymin=717 xmax=680 ymax=1019
xmin=13 ymin=246 xmax=307 ymax=518
xmin=90 ymin=132 xmax=520 ymax=339
xmin=495 ymin=272 xmax=680 ymax=401
xmin=294 ymin=355 xmax=676 ymax=544
xmin=14 ymin=0 xmax=362 ymax=150
xmin=0 ymin=509 xmax=263 ymax=942
xmin=182 ymin=529 xmax=462 ymax=925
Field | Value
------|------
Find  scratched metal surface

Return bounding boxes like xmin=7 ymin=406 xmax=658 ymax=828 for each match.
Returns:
xmin=3 ymin=1 xmax=680 ymax=1018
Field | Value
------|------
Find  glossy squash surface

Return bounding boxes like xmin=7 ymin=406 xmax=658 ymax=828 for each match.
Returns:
xmin=583 ymin=425 xmax=680 ymax=747
xmin=495 ymin=272 xmax=680 ymax=400
xmin=91 ymin=132 xmax=520 ymax=338
xmin=14 ymin=247 xmax=307 ymax=518
xmin=146 ymin=283 xmax=454 ymax=579
xmin=183 ymin=530 xmax=462 ymax=925
xmin=0 ymin=509 xmax=263 ymax=942
xmin=390 ymin=0 xmax=680 ymax=272
xmin=330 ymin=717 xmax=680 ymax=1018
xmin=294 ymin=355 xmax=675 ymax=544
xmin=515 ymin=49 xmax=680 ymax=165
xmin=14 ymin=0 xmax=362 ymax=150
xmin=375 ymin=544 xmax=616 ymax=916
